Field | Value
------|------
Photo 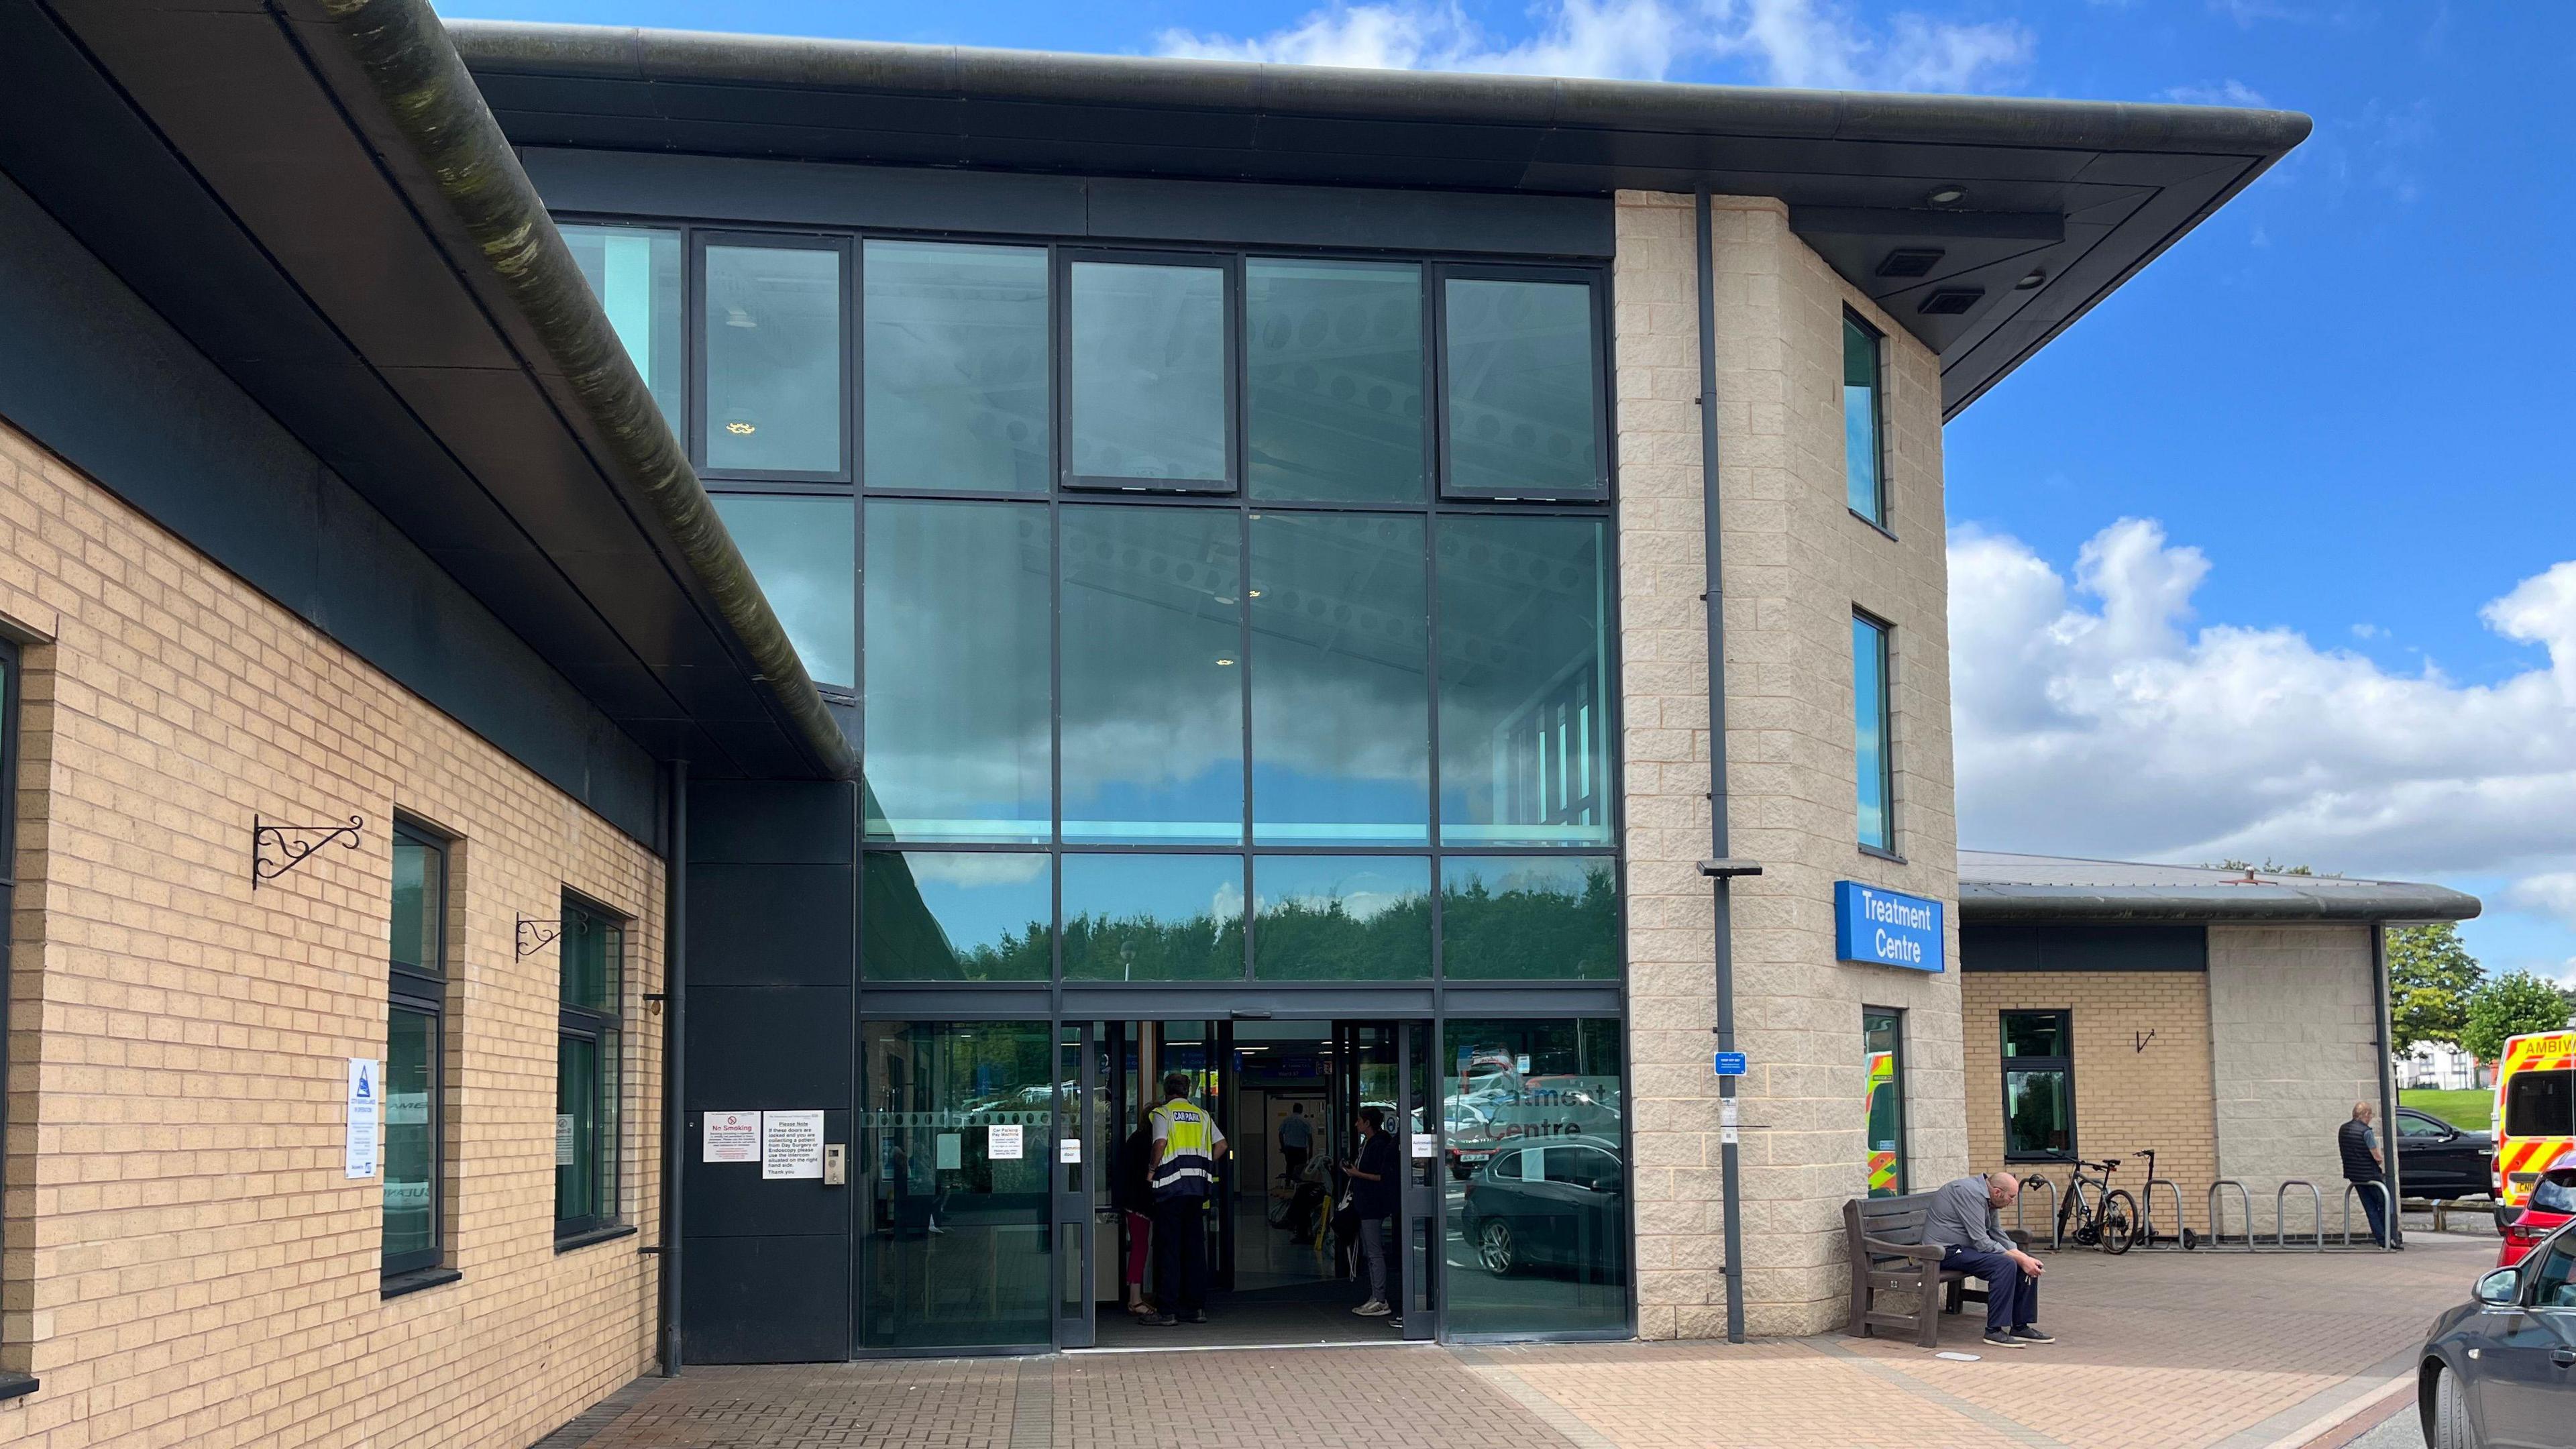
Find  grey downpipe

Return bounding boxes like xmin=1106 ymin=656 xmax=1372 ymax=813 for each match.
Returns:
xmin=297 ymin=0 xmax=855 ymax=781
xmin=1695 ymin=186 xmax=1748 ymax=1345
xmin=2371 ymin=923 xmax=2402 ymax=1247
xmin=659 ymin=759 xmax=687 ymax=1375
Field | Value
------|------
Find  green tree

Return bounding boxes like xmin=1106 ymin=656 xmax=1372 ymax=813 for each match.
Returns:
xmin=2461 ymin=971 xmax=2576 ymax=1063
xmin=2213 ymin=858 xmax=2316 ymax=875
xmin=2387 ymin=922 xmax=2485 ymax=1053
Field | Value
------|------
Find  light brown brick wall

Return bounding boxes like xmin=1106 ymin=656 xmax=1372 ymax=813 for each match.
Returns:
xmin=0 ymin=417 xmax=663 ymax=1448
xmin=1961 ymin=971 xmax=2218 ymax=1244
xmin=1615 ymin=191 xmax=1964 ymax=1338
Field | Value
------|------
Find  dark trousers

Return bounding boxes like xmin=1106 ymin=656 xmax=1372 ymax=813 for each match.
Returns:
xmin=1282 ymin=1146 xmax=1310 ymax=1183
xmin=2349 ymin=1177 xmax=2390 ymax=1245
xmin=1150 ymin=1196 xmax=1210 ymax=1315
xmin=1941 ymin=1246 xmax=2037 ymax=1332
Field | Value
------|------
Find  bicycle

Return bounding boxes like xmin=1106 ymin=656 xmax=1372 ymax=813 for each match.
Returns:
xmin=2054 ymin=1157 xmax=2139 ymax=1254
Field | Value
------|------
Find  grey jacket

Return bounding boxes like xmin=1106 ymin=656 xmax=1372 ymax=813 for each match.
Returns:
xmin=1922 ymin=1175 xmax=2015 ymax=1254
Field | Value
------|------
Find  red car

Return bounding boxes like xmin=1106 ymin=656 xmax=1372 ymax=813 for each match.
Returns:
xmin=2498 ymin=1152 xmax=2575 ymax=1267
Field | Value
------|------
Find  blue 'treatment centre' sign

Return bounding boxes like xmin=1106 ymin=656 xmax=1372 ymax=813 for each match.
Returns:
xmin=1834 ymin=881 xmax=1945 ymax=972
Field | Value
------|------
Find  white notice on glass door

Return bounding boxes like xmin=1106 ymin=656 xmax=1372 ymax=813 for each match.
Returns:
xmin=762 ymin=1110 xmax=825 ymax=1180
xmin=989 ymin=1124 xmax=1024 ymax=1161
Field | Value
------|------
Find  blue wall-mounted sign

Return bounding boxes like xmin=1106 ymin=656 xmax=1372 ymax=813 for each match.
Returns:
xmin=1713 ymin=1051 xmax=1748 ymax=1077
xmin=1835 ymin=881 xmax=1945 ymax=972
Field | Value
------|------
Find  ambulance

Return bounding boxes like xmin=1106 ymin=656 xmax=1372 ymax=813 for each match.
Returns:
xmin=1865 ymin=1049 xmax=1900 ymax=1198
xmin=2493 ymin=1029 xmax=2574 ymax=1220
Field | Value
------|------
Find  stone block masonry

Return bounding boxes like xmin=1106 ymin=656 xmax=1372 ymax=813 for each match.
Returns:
xmin=0 ymin=418 xmax=663 ymax=1448
xmin=1614 ymin=191 xmax=1964 ymax=1338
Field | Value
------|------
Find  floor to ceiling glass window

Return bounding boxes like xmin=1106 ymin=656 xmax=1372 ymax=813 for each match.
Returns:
xmin=572 ymin=220 xmax=1631 ymax=1344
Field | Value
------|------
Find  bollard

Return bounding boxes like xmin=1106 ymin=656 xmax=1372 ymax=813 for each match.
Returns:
xmin=2208 ymin=1179 xmax=2254 ymax=1251
xmin=2275 ymin=1180 xmax=2325 ymax=1250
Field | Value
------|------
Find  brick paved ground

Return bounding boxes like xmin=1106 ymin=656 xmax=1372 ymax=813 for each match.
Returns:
xmin=537 ymin=1236 xmax=2489 ymax=1449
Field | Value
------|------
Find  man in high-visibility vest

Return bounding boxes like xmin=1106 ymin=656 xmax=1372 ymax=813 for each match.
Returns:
xmin=1143 ymin=1072 xmax=1228 ymax=1327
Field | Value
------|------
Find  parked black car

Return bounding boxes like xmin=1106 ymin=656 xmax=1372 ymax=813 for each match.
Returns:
xmin=1459 ymin=1134 xmax=1628 ymax=1279
xmin=2398 ymin=1106 xmax=2496 ymax=1201
xmin=2420 ymin=1220 xmax=2576 ymax=1448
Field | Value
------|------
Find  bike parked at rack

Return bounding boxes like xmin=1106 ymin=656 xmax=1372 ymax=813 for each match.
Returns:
xmin=2055 ymin=1156 xmax=2139 ymax=1254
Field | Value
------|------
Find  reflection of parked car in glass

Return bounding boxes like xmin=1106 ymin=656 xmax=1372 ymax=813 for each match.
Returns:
xmin=2500 ymin=1155 xmax=2575 ymax=1269
xmin=1444 ymin=1098 xmax=1500 ymax=1180
xmin=1460 ymin=1135 xmax=1628 ymax=1279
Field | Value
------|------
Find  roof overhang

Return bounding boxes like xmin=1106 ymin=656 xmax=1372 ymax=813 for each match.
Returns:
xmin=0 ymin=0 xmax=851 ymax=782
xmin=447 ymin=21 xmax=2310 ymax=417
xmin=1960 ymin=881 xmax=2484 ymax=925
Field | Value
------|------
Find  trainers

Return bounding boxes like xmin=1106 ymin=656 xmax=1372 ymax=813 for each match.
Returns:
xmin=1185 ymin=1310 xmax=1209 ymax=1324
xmin=1981 ymin=1330 xmax=2027 ymax=1349
xmin=1354 ymin=1300 xmax=1391 ymax=1316
xmin=1143 ymin=1313 xmax=1177 ymax=1327
xmin=2010 ymin=1324 xmax=2054 ymax=1344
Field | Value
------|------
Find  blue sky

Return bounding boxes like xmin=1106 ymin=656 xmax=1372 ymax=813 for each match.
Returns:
xmin=443 ymin=1 xmax=2576 ymax=984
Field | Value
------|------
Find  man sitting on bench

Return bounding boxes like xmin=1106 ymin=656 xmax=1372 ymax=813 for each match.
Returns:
xmin=1924 ymin=1171 xmax=2053 ymax=1349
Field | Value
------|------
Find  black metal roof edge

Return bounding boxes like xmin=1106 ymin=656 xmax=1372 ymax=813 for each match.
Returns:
xmin=443 ymin=19 xmax=2313 ymax=160
xmin=310 ymin=0 xmax=854 ymax=780
xmin=1959 ymin=882 xmax=2483 ymax=925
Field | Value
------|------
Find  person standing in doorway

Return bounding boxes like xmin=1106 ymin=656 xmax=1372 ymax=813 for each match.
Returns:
xmin=1114 ymin=1119 xmax=1157 ymax=1318
xmin=1344 ymin=1105 xmax=1401 ymax=1317
xmin=1279 ymin=1103 xmax=1315 ymax=1185
xmin=1145 ymin=1072 xmax=1227 ymax=1327
xmin=2339 ymin=1102 xmax=2396 ymax=1248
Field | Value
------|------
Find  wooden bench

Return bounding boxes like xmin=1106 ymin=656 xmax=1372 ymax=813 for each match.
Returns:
xmin=1843 ymin=1193 xmax=2031 ymax=1347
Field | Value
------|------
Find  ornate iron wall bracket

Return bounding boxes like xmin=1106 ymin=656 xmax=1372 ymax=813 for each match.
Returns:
xmin=252 ymin=814 xmax=364 ymax=888
xmin=517 ymin=916 xmax=564 ymax=958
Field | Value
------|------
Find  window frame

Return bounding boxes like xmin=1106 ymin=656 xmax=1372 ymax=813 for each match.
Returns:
xmin=1057 ymin=248 xmax=1242 ymax=495
xmin=0 ymin=640 xmax=20 ymax=1389
xmin=1432 ymin=263 xmax=1613 ymax=502
xmin=1852 ymin=609 xmax=1897 ymax=857
xmin=1841 ymin=309 xmax=1888 ymax=528
xmin=383 ymin=820 xmax=449 ymax=1279
xmin=1999 ymin=1008 xmax=2078 ymax=1164
xmin=555 ymin=892 xmax=627 ymax=1243
xmin=690 ymin=229 xmax=855 ymax=486
xmin=1863 ymin=1006 xmax=1907 ymax=1196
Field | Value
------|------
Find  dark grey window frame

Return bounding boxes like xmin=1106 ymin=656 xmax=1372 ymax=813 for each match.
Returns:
xmin=0 ymin=640 xmax=26 ymax=1399
xmin=1841 ymin=308 xmax=1888 ymax=529
xmin=555 ymin=892 xmax=627 ymax=1243
xmin=2000 ymin=1008 xmax=2077 ymax=1164
xmin=1433 ymin=264 xmax=1613 ymax=502
xmin=1852 ymin=608 xmax=1897 ymax=857
xmin=1058 ymin=248 xmax=1242 ymax=495
xmin=384 ymin=819 xmax=449 ymax=1280
xmin=690 ymin=229 xmax=855 ymax=486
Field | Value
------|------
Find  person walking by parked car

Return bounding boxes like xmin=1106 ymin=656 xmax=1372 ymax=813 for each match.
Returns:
xmin=1279 ymin=1102 xmax=1316 ymax=1185
xmin=1114 ymin=1120 xmax=1157 ymax=1318
xmin=1344 ymin=1106 xmax=1401 ymax=1317
xmin=1923 ymin=1171 xmax=2051 ymax=1349
xmin=2341 ymin=1102 xmax=2397 ymax=1248
xmin=1144 ymin=1073 xmax=1226 ymax=1327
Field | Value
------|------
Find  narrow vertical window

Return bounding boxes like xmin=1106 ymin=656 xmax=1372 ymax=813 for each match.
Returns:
xmin=1843 ymin=313 xmax=1886 ymax=524
xmin=557 ymin=896 xmax=624 ymax=1240
xmin=0 ymin=644 xmax=18 ymax=1363
xmin=1863 ymin=1009 xmax=1906 ymax=1197
xmin=384 ymin=822 xmax=446 ymax=1278
xmin=1852 ymin=612 xmax=1895 ymax=853
xmin=703 ymin=241 xmax=845 ymax=474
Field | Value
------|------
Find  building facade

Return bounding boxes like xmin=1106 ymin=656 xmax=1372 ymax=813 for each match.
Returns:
xmin=0 ymin=1 xmax=2313 ymax=1442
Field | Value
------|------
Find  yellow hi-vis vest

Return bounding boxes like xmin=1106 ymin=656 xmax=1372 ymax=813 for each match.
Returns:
xmin=1149 ymin=1098 xmax=1217 ymax=1200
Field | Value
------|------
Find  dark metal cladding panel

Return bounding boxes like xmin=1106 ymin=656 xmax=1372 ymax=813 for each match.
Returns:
xmin=648 ymin=78 xmax=971 ymax=139
xmin=688 ymin=985 xmax=854 ymax=1104
xmin=524 ymin=148 xmax=1093 ymax=234
xmin=680 ymin=1234 xmax=850 ymax=1364
xmin=1962 ymin=922 xmax=2209 ymax=973
xmin=688 ymin=779 xmax=858 ymax=865
xmin=1248 ymin=112 xmax=1552 ymax=168
xmin=959 ymin=95 xmax=1264 ymax=152
xmin=688 ymin=863 xmax=857 ymax=987
xmin=681 ymin=1111 xmax=855 ymax=1238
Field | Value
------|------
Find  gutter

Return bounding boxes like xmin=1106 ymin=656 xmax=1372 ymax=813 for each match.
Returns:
xmin=300 ymin=0 xmax=856 ymax=781
xmin=1957 ymin=883 xmax=2483 ymax=924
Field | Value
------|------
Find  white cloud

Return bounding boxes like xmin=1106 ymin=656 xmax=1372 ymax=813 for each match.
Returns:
xmin=1951 ymin=520 xmax=2576 ymax=911
xmin=2163 ymin=78 xmax=2269 ymax=107
xmin=1155 ymin=0 xmax=2031 ymax=91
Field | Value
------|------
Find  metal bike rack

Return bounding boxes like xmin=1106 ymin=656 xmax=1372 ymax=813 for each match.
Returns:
xmin=2340 ymin=1181 xmax=2396 ymax=1251
xmin=2208 ymin=1179 xmax=2255 ymax=1251
xmin=2275 ymin=1180 xmax=2325 ymax=1250
xmin=2015 ymin=1175 xmax=2061 ymax=1251
xmin=2139 ymin=1178 xmax=2188 ymax=1248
